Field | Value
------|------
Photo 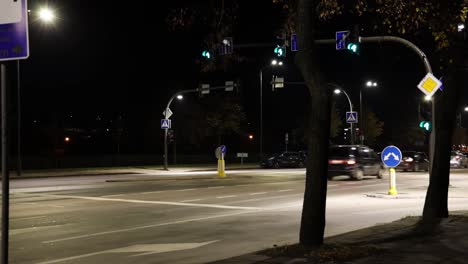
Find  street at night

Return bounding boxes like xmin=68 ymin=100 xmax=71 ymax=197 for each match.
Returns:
xmin=6 ymin=168 xmax=468 ymax=263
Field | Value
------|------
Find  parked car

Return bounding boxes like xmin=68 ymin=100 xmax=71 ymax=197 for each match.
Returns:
xmin=328 ymin=145 xmax=384 ymax=180
xmin=260 ymin=151 xmax=306 ymax=168
xmin=398 ymin=151 xmax=430 ymax=172
xmin=450 ymin=151 xmax=468 ymax=168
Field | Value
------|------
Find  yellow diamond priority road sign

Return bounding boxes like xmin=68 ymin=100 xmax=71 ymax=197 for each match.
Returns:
xmin=417 ymin=73 xmax=442 ymax=97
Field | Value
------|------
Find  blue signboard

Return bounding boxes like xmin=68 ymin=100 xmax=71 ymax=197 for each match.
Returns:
xmin=381 ymin=145 xmax=402 ymax=168
xmin=335 ymin=30 xmax=350 ymax=50
xmin=220 ymin=145 xmax=227 ymax=154
xmin=346 ymin=111 xmax=358 ymax=123
xmin=161 ymin=119 xmax=171 ymax=129
xmin=291 ymin=33 xmax=298 ymax=51
xmin=0 ymin=0 xmax=29 ymax=61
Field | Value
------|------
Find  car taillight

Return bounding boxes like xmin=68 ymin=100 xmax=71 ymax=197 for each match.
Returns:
xmin=347 ymin=160 xmax=356 ymax=165
xmin=404 ymin=157 xmax=414 ymax=162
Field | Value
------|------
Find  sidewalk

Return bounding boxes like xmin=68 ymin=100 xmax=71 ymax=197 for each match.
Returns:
xmin=212 ymin=212 xmax=468 ymax=264
xmin=6 ymin=163 xmax=261 ymax=180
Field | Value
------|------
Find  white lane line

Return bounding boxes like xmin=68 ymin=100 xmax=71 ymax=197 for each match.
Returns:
xmin=43 ymin=203 xmax=300 ymax=244
xmin=216 ymin=195 xmax=236 ymax=199
xmin=207 ymin=186 xmax=225 ymax=189
xmin=328 ymin=184 xmax=338 ymax=187
xmin=250 ymin=192 xmax=267 ymax=196
xmin=16 ymin=202 xmax=38 ymax=206
xmin=179 ymin=199 xmax=203 ymax=203
xmin=277 ymin=189 xmax=294 ymax=193
xmin=176 ymin=188 xmax=196 ymax=192
xmin=10 ymin=215 xmax=47 ymax=221
xmin=41 ymin=194 xmax=258 ymax=210
xmin=43 ymin=211 xmax=256 ymax=244
xmin=141 ymin=191 xmax=165 ymax=195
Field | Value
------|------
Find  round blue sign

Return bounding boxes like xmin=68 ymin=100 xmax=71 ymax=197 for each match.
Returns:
xmin=220 ymin=145 xmax=227 ymax=154
xmin=381 ymin=145 xmax=402 ymax=168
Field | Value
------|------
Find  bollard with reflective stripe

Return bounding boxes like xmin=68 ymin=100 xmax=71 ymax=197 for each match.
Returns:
xmin=388 ymin=168 xmax=398 ymax=195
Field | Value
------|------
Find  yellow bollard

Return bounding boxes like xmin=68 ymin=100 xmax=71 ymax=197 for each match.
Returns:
xmin=217 ymin=158 xmax=226 ymax=177
xmin=388 ymin=168 xmax=398 ymax=195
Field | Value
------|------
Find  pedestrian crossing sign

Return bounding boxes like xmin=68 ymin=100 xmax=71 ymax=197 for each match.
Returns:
xmin=346 ymin=112 xmax=358 ymax=123
xmin=161 ymin=119 xmax=171 ymax=129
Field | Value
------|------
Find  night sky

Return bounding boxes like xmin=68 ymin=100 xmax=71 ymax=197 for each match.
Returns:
xmin=10 ymin=0 xmax=468 ymax=158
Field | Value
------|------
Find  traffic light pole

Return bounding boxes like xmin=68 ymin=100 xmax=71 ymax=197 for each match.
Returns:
xmin=163 ymin=85 xmax=235 ymax=170
xmin=315 ymin=35 xmax=435 ymax=171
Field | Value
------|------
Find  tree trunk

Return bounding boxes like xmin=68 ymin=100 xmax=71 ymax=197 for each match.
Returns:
xmin=296 ymin=0 xmax=330 ymax=247
xmin=423 ymin=44 xmax=466 ymax=221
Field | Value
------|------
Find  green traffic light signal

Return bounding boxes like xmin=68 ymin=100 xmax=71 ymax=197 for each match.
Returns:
xmin=274 ymin=45 xmax=285 ymax=57
xmin=419 ymin=121 xmax=431 ymax=131
xmin=202 ymin=50 xmax=211 ymax=59
xmin=347 ymin=43 xmax=359 ymax=53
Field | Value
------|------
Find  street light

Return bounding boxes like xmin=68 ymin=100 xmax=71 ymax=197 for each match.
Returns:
xmin=360 ymin=80 xmax=378 ymax=144
xmin=464 ymin=106 xmax=468 ymax=112
xmin=38 ymin=7 xmax=56 ymax=24
xmin=332 ymin=85 xmax=355 ymax=144
xmin=259 ymin=59 xmax=283 ymax=160
xmin=424 ymin=95 xmax=432 ymax=101
xmin=176 ymin=95 xmax=183 ymax=100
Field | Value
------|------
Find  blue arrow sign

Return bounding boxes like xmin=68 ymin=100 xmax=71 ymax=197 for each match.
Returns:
xmin=291 ymin=33 xmax=298 ymax=51
xmin=336 ymin=30 xmax=350 ymax=50
xmin=381 ymin=145 xmax=402 ymax=168
xmin=161 ymin=119 xmax=171 ymax=129
xmin=0 ymin=0 xmax=29 ymax=62
xmin=220 ymin=145 xmax=227 ymax=154
xmin=346 ymin=112 xmax=358 ymax=123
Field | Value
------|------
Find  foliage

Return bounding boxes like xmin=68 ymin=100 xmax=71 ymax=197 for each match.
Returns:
xmin=363 ymin=110 xmax=384 ymax=146
xmin=330 ymin=102 xmax=342 ymax=138
xmin=205 ymin=99 xmax=246 ymax=138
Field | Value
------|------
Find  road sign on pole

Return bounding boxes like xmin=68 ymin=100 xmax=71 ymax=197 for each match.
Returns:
xmin=381 ymin=145 xmax=402 ymax=168
xmin=161 ymin=119 xmax=171 ymax=129
xmin=291 ymin=33 xmax=298 ymax=51
xmin=335 ymin=30 xmax=350 ymax=50
xmin=417 ymin=73 xmax=442 ymax=97
xmin=225 ymin=81 xmax=234 ymax=92
xmin=346 ymin=112 xmax=358 ymax=123
xmin=162 ymin=108 xmax=173 ymax=119
xmin=0 ymin=0 xmax=29 ymax=61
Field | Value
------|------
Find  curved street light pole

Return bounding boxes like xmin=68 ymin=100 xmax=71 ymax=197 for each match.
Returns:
xmin=330 ymin=83 xmax=354 ymax=145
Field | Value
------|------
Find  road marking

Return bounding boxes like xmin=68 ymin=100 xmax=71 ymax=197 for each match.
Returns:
xmin=40 ymin=194 xmax=258 ymax=210
xmin=16 ymin=202 xmax=37 ymax=206
xmin=141 ymin=191 xmax=165 ymax=195
xmin=38 ymin=241 xmax=219 ymax=264
xmin=277 ymin=189 xmax=294 ymax=192
xmin=250 ymin=192 xmax=267 ymax=196
xmin=10 ymin=215 xmax=47 ymax=221
xmin=43 ymin=204 xmax=300 ymax=244
xmin=216 ymin=195 xmax=236 ymax=199
xmin=207 ymin=186 xmax=225 ymax=189
xmin=328 ymin=184 xmax=338 ymax=187
xmin=175 ymin=188 xmax=196 ymax=192
xmin=179 ymin=199 xmax=203 ymax=203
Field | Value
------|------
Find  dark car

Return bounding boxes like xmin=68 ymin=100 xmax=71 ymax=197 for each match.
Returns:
xmin=260 ymin=151 xmax=306 ymax=168
xmin=398 ymin=151 xmax=429 ymax=172
xmin=328 ymin=145 xmax=384 ymax=180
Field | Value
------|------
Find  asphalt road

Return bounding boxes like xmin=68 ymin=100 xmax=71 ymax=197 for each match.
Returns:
xmin=6 ymin=168 xmax=468 ymax=263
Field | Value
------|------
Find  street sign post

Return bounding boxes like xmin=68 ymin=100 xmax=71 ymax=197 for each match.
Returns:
xmin=215 ymin=145 xmax=227 ymax=177
xmin=161 ymin=119 xmax=171 ymax=129
xmin=0 ymin=0 xmax=29 ymax=61
xmin=1 ymin=1 xmax=29 ymax=261
xmin=346 ymin=111 xmax=358 ymax=123
xmin=381 ymin=145 xmax=402 ymax=195
xmin=291 ymin=33 xmax=298 ymax=51
xmin=237 ymin=153 xmax=248 ymax=165
xmin=162 ymin=108 xmax=173 ymax=119
xmin=335 ymin=30 xmax=350 ymax=50
xmin=417 ymin=73 xmax=442 ymax=97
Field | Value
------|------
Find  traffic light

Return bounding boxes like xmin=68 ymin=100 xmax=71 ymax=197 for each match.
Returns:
xmin=201 ymin=50 xmax=211 ymax=59
xmin=419 ymin=121 xmax=432 ymax=132
xmin=274 ymin=45 xmax=286 ymax=57
xmin=347 ymin=25 xmax=360 ymax=54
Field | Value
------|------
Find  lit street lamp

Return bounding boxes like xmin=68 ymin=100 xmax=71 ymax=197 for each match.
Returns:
xmin=360 ymin=80 xmax=378 ymax=144
xmin=38 ymin=7 xmax=56 ymax=24
xmin=332 ymin=86 xmax=355 ymax=144
xmin=259 ymin=59 xmax=283 ymax=160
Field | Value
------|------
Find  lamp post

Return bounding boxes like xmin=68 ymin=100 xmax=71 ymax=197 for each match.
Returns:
xmin=333 ymin=87 xmax=355 ymax=144
xmin=259 ymin=59 xmax=283 ymax=160
xmin=360 ymin=80 xmax=378 ymax=144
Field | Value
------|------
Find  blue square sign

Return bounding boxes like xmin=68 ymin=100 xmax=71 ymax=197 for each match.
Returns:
xmin=336 ymin=30 xmax=349 ymax=50
xmin=161 ymin=119 xmax=171 ymax=129
xmin=0 ymin=0 xmax=29 ymax=62
xmin=346 ymin=111 xmax=358 ymax=123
